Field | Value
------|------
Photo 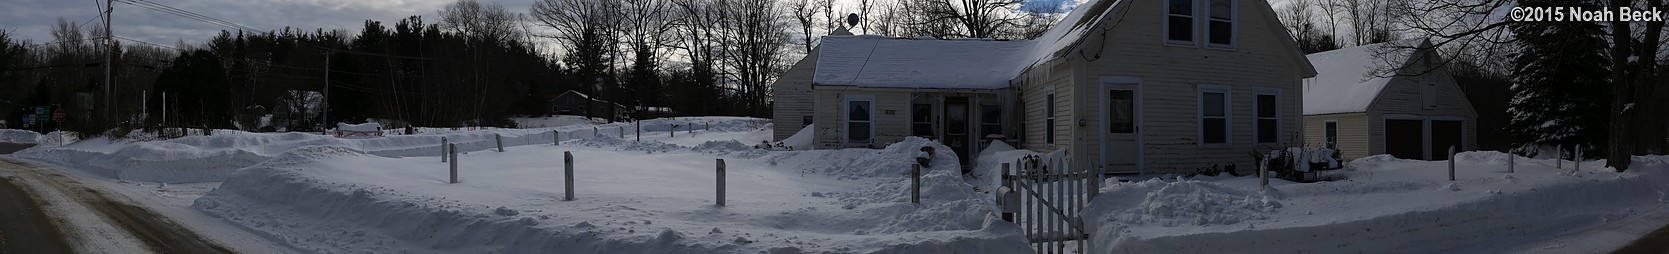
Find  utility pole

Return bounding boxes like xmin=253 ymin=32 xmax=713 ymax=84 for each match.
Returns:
xmin=321 ymin=50 xmax=331 ymax=134
xmin=104 ymin=0 xmax=114 ymax=128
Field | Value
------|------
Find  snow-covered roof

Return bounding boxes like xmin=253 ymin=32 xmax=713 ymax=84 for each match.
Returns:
xmin=558 ymin=90 xmax=590 ymax=100
xmin=812 ymin=36 xmax=1030 ymax=89
xmin=810 ymin=0 xmax=1127 ymax=89
xmin=1302 ymin=38 xmax=1426 ymax=115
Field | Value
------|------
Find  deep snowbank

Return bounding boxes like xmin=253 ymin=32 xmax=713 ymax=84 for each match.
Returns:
xmin=11 ymin=117 xmax=767 ymax=183
xmin=0 ymin=129 xmax=40 ymax=143
xmin=190 ymin=131 xmax=1026 ymax=253
xmin=1085 ymin=152 xmax=1669 ymax=253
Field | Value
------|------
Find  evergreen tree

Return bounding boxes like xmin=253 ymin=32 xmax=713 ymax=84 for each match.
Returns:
xmin=1505 ymin=0 xmax=1610 ymax=158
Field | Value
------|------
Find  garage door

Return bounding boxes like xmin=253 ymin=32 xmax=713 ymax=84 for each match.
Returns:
xmin=1386 ymin=119 xmax=1424 ymax=160
xmin=1431 ymin=120 xmax=1462 ymax=160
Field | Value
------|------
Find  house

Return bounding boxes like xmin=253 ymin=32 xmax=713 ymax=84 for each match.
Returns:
xmin=1301 ymin=39 xmax=1478 ymax=161
xmin=551 ymin=90 xmax=627 ymax=120
xmin=772 ymin=0 xmax=1316 ymax=174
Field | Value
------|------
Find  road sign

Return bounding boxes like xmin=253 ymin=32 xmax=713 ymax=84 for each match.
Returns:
xmin=52 ymin=109 xmax=65 ymax=123
xmin=35 ymin=106 xmax=48 ymax=121
xmin=23 ymin=114 xmax=33 ymax=126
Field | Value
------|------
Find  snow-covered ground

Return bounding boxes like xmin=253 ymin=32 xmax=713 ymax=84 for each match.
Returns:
xmin=12 ymin=117 xmax=1029 ymax=253
xmin=12 ymin=116 xmax=1669 ymax=253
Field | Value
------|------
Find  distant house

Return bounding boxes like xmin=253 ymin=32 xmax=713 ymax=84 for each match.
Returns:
xmin=773 ymin=0 xmax=1316 ymax=174
xmin=1301 ymin=38 xmax=1477 ymax=161
xmin=551 ymin=90 xmax=627 ymax=120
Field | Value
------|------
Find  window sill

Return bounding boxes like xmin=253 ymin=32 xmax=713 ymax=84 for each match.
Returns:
xmin=1165 ymin=40 xmax=1198 ymax=47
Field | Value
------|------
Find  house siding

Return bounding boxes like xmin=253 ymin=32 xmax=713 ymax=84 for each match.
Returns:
xmin=1063 ymin=0 xmax=1309 ymax=174
xmin=1019 ymin=61 xmax=1075 ymax=152
xmin=1364 ymin=52 xmax=1479 ymax=156
xmin=1303 ymin=113 xmax=1370 ymax=160
xmin=772 ymin=49 xmax=819 ymax=141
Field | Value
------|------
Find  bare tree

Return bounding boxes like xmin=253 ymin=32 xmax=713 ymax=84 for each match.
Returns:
xmin=439 ymin=0 xmax=524 ymax=44
xmin=717 ymin=0 xmax=790 ymax=117
xmin=1277 ymin=0 xmax=1338 ymax=53
xmin=901 ymin=0 xmax=1024 ymax=39
xmin=791 ymin=0 xmax=821 ymax=53
xmin=532 ymin=0 xmax=622 ymax=120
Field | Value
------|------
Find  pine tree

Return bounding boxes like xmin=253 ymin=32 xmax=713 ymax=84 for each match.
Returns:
xmin=1505 ymin=0 xmax=1610 ymax=158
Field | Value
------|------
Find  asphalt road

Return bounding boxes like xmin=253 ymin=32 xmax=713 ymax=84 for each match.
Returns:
xmin=0 ymin=143 xmax=33 ymax=155
xmin=1613 ymin=223 xmax=1669 ymax=254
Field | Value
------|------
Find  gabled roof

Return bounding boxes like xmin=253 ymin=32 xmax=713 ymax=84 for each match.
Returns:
xmin=811 ymin=0 xmax=1127 ymax=89
xmin=1302 ymin=38 xmax=1427 ymax=115
xmin=557 ymin=90 xmax=590 ymax=100
xmin=812 ymin=36 xmax=1030 ymax=89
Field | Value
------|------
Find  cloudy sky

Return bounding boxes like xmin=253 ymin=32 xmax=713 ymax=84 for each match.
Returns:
xmin=3 ymin=0 xmax=541 ymax=46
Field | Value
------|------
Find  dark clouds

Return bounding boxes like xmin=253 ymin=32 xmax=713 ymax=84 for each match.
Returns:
xmin=2 ymin=0 xmax=539 ymax=46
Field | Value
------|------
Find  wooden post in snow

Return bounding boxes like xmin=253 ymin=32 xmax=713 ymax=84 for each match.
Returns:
xmin=716 ymin=158 xmax=726 ymax=207
xmin=593 ymin=127 xmax=599 ymax=139
xmin=1556 ymin=145 xmax=1563 ymax=169
xmin=912 ymin=164 xmax=921 ymax=204
xmin=495 ymin=134 xmax=504 ymax=152
xmin=441 ymin=137 xmax=448 ymax=162
xmin=1507 ymin=152 xmax=1515 ymax=173
xmin=1574 ymin=146 xmax=1582 ymax=172
xmin=636 ymin=120 xmax=642 ymax=142
xmin=1259 ymin=158 xmax=1268 ymax=189
xmin=449 ymin=144 xmax=459 ymax=184
xmin=1448 ymin=146 xmax=1456 ymax=181
xmin=564 ymin=151 xmax=574 ymax=201
xmin=553 ymin=130 xmax=559 ymax=146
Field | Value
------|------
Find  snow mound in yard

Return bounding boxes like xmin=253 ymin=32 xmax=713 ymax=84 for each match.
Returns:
xmin=0 ymin=129 xmax=40 ymax=143
xmin=1087 ymin=153 xmax=1669 ymax=253
xmin=788 ymin=137 xmax=956 ymax=180
xmin=195 ymin=133 xmax=1029 ymax=253
xmin=778 ymin=123 xmax=813 ymax=149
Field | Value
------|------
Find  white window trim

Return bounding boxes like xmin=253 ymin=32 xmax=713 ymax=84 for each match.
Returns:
xmin=1163 ymin=0 xmax=1198 ymax=46
xmin=1205 ymin=0 xmax=1237 ymax=49
xmin=843 ymin=94 xmax=876 ymax=146
xmin=1197 ymin=84 xmax=1232 ymax=147
xmin=1045 ymin=85 xmax=1058 ymax=147
xmin=1253 ymin=86 xmax=1280 ymax=144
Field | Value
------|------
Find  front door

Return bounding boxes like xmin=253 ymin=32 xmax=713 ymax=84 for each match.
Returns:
xmin=944 ymin=97 xmax=971 ymax=166
xmin=1102 ymin=84 xmax=1139 ymax=173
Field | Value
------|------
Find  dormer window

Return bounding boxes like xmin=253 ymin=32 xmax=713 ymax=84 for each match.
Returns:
xmin=1207 ymin=0 xmax=1235 ymax=47
xmin=1166 ymin=0 xmax=1194 ymax=44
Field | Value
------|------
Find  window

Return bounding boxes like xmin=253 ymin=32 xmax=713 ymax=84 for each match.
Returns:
xmin=1324 ymin=121 xmax=1338 ymax=149
xmin=1046 ymin=86 xmax=1057 ymax=146
xmin=912 ymin=103 xmax=933 ymax=137
xmin=1207 ymin=0 xmax=1234 ymax=46
xmin=1254 ymin=88 xmax=1279 ymax=143
xmin=981 ymin=105 xmax=1002 ymax=137
xmin=1109 ymin=90 xmax=1134 ymax=134
xmin=1198 ymin=84 xmax=1230 ymax=146
xmin=1166 ymin=0 xmax=1194 ymax=44
xmin=845 ymin=97 xmax=873 ymax=145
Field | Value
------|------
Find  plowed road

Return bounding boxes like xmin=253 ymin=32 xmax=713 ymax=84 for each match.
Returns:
xmin=0 ymin=156 xmax=232 ymax=253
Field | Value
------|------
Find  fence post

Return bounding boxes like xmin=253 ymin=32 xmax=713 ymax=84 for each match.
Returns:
xmin=670 ymin=124 xmax=675 ymax=138
xmin=564 ymin=151 xmax=574 ymax=201
xmin=449 ymin=144 xmax=459 ymax=184
xmin=1259 ymin=157 xmax=1268 ymax=189
xmin=1507 ymin=152 xmax=1515 ymax=173
xmin=912 ymin=164 xmax=921 ymax=204
xmin=1000 ymin=163 xmax=1013 ymax=222
xmin=594 ymin=127 xmax=599 ymax=138
xmin=1556 ymin=145 xmax=1563 ymax=169
xmin=495 ymin=133 xmax=504 ymax=152
xmin=1448 ymin=146 xmax=1456 ymax=181
xmin=441 ymin=137 xmax=448 ymax=162
xmin=618 ymin=127 xmax=624 ymax=138
xmin=1574 ymin=145 xmax=1582 ymax=172
xmin=636 ymin=120 xmax=642 ymax=142
xmin=553 ymin=130 xmax=560 ymax=145
xmin=716 ymin=158 xmax=726 ymax=207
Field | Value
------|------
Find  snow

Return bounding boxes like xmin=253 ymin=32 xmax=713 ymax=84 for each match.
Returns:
xmin=335 ymin=122 xmax=381 ymax=132
xmin=1302 ymin=38 xmax=1426 ymax=115
xmin=512 ymin=115 xmax=603 ymax=129
xmin=0 ymin=129 xmax=40 ymax=143
xmin=1076 ymin=152 xmax=1669 ymax=253
xmin=779 ymin=123 xmax=814 ymax=149
xmin=809 ymin=0 xmax=1127 ymax=90
xmin=11 ymin=117 xmax=1030 ymax=253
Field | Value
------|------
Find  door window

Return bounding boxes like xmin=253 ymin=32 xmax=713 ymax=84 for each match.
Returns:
xmin=1110 ymin=90 xmax=1134 ymax=134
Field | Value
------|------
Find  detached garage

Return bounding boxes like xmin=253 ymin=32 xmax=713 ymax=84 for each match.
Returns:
xmin=1302 ymin=38 xmax=1478 ymax=161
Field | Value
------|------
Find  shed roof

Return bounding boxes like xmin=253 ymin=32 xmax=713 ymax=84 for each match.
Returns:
xmin=1302 ymin=38 xmax=1425 ymax=115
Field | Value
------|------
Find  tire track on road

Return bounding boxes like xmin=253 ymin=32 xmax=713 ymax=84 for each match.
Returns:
xmin=0 ymin=157 xmax=232 ymax=253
